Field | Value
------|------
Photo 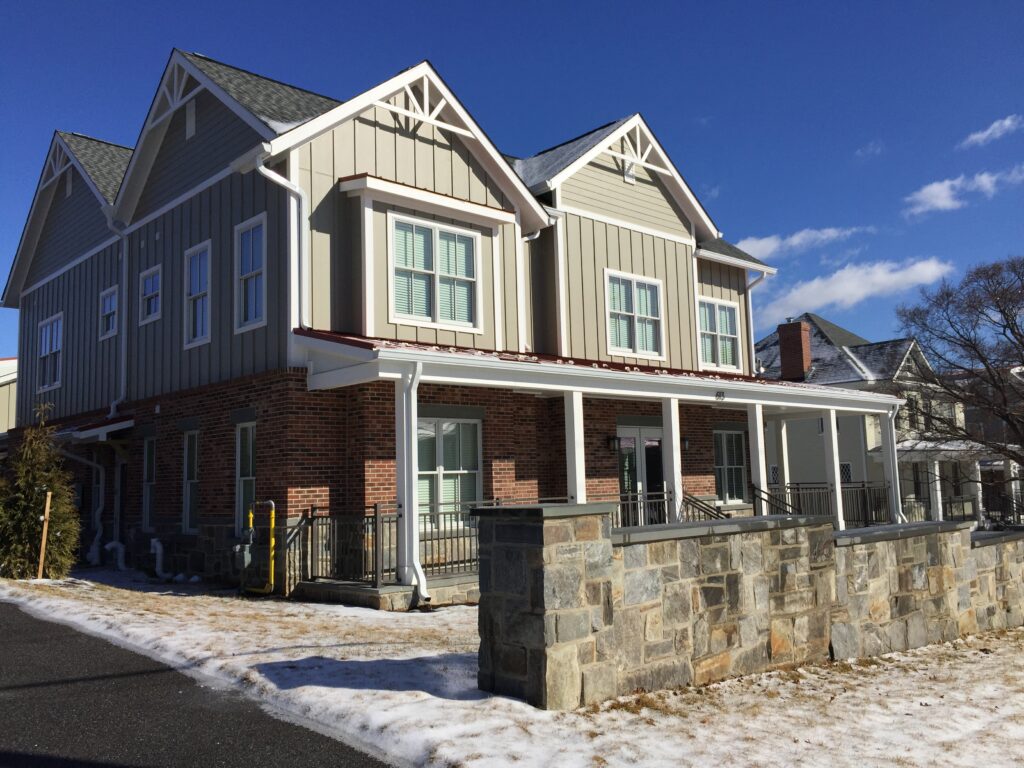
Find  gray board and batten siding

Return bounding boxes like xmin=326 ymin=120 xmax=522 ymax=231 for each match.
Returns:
xmin=296 ymin=90 xmax=530 ymax=351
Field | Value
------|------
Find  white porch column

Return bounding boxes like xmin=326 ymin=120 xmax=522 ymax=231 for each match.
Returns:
xmin=394 ymin=365 xmax=422 ymax=586
xmin=928 ymin=460 xmax=944 ymax=521
xmin=966 ymin=461 xmax=984 ymax=522
xmin=662 ymin=397 xmax=683 ymax=521
xmin=822 ymin=408 xmax=846 ymax=530
xmin=880 ymin=411 xmax=903 ymax=523
xmin=1005 ymin=460 xmax=1020 ymax=506
xmin=565 ymin=391 xmax=587 ymax=503
xmin=777 ymin=419 xmax=792 ymax=489
xmin=746 ymin=403 xmax=768 ymax=514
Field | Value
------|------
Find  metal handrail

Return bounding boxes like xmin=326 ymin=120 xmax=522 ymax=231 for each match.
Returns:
xmin=752 ymin=485 xmax=799 ymax=516
xmin=680 ymin=492 xmax=731 ymax=521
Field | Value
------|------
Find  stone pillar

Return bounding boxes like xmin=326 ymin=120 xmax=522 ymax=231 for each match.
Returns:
xmin=564 ymin=391 xmax=587 ymax=503
xmin=928 ymin=460 xmax=944 ymax=521
xmin=474 ymin=503 xmax=615 ymax=710
xmin=662 ymin=398 xmax=683 ymax=521
xmin=746 ymin=403 xmax=768 ymax=513
xmin=880 ymin=411 xmax=903 ymax=523
xmin=822 ymin=409 xmax=846 ymax=530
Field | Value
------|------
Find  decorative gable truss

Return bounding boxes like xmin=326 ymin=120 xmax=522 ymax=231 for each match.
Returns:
xmin=375 ymin=75 xmax=475 ymax=140
xmin=146 ymin=59 xmax=204 ymax=132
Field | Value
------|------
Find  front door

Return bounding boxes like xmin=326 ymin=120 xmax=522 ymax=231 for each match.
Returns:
xmin=616 ymin=426 xmax=664 ymax=525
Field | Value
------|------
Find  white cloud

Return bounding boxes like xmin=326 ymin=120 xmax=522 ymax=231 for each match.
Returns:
xmin=958 ymin=114 xmax=1023 ymax=149
xmin=702 ymin=184 xmax=721 ymax=200
xmin=756 ymin=258 xmax=954 ymax=330
xmin=903 ymin=162 xmax=1024 ymax=216
xmin=854 ymin=140 xmax=884 ymax=159
xmin=736 ymin=226 xmax=875 ymax=261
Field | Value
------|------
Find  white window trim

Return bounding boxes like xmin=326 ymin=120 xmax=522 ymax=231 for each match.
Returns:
xmin=37 ymin=312 xmax=64 ymax=393
xmin=235 ymin=422 xmax=256 ymax=536
xmin=138 ymin=265 xmax=162 ymax=326
xmin=386 ymin=210 xmax=486 ymax=335
xmin=142 ymin=437 xmax=156 ymax=532
xmin=182 ymin=430 xmax=200 ymax=534
xmin=603 ymin=268 xmax=666 ymax=362
xmin=698 ymin=296 xmax=743 ymax=373
xmin=98 ymin=287 xmax=118 ymax=341
xmin=183 ymin=240 xmax=212 ymax=349
xmin=233 ymin=212 xmax=268 ymax=334
xmin=416 ymin=417 xmax=484 ymax=517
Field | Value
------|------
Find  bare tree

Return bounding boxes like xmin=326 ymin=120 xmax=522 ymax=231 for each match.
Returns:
xmin=896 ymin=256 xmax=1024 ymax=468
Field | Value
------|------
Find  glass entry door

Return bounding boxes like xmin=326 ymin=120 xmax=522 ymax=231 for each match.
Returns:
xmin=616 ymin=426 xmax=664 ymax=525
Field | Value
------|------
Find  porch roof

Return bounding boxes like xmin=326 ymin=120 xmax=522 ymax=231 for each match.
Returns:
xmin=294 ymin=328 xmax=903 ymax=415
xmin=877 ymin=439 xmax=1012 ymax=463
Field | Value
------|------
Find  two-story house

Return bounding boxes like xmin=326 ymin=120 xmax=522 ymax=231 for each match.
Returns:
xmin=4 ymin=50 xmax=904 ymax=604
xmin=755 ymin=314 xmax=1021 ymax=527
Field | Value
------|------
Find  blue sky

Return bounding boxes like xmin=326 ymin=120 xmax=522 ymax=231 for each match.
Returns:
xmin=1 ymin=1 xmax=1022 ymax=358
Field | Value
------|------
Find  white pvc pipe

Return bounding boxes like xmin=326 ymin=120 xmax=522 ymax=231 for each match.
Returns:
xmin=150 ymin=538 xmax=172 ymax=580
xmin=104 ymin=541 xmax=127 ymax=571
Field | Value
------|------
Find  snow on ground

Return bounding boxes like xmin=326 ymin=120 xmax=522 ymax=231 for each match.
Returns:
xmin=2 ymin=570 xmax=1023 ymax=768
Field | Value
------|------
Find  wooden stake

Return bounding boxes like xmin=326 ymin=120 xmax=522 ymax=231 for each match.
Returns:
xmin=36 ymin=491 xmax=52 ymax=580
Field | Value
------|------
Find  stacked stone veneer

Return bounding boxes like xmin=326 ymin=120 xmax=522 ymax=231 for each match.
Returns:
xmin=475 ymin=504 xmax=835 ymax=709
xmin=831 ymin=523 xmax=1024 ymax=658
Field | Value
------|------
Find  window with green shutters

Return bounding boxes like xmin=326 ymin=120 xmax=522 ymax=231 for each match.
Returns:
xmin=391 ymin=213 xmax=479 ymax=330
xmin=699 ymin=299 xmax=741 ymax=370
xmin=416 ymin=418 xmax=481 ymax=525
xmin=606 ymin=270 xmax=662 ymax=357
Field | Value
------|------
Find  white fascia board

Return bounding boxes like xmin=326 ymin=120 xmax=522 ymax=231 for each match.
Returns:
xmin=339 ymin=176 xmax=515 ymax=227
xmin=308 ymin=361 xmax=384 ymax=390
xmin=73 ymin=418 xmax=136 ymax=442
xmin=544 ymin=115 xmax=719 ymax=241
xmin=267 ymin=62 xmax=550 ymax=232
xmin=293 ymin=332 xmax=378 ymax=362
xmin=694 ymin=248 xmax=777 ymax=276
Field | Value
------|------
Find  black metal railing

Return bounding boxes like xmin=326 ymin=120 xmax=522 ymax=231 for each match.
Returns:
xmin=768 ymin=483 xmax=834 ymax=517
xmin=764 ymin=482 xmax=892 ymax=528
xmin=680 ymin=492 xmax=731 ymax=522
xmin=591 ymin=486 xmax=673 ymax=528
xmin=983 ymin=490 xmax=1023 ymax=527
xmin=753 ymin=485 xmax=799 ymax=516
xmin=942 ymin=496 xmax=976 ymax=521
xmin=900 ymin=497 xmax=930 ymax=522
xmin=841 ymin=482 xmax=892 ymax=527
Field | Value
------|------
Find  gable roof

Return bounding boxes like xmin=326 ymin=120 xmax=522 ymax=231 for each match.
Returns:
xmin=179 ymin=51 xmax=341 ymax=134
xmin=512 ymin=116 xmax=633 ymax=191
xmin=754 ymin=312 xmax=914 ymax=385
xmin=57 ymin=132 xmax=133 ymax=204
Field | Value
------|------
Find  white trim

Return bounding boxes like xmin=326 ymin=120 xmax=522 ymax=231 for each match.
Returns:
xmin=746 ymin=403 xmax=768 ymax=505
xmin=183 ymin=240 xmax=212 ymax=349
xmin=362 ymin=197 xmax=375 ymax=337
xmin=603 ymin=267 xmax=667 ymax=361
xmin=371 ymin=99 xmax=475 ymax=138
xmin=554 ymin=209 xmax=569 ymax=357
xmin=71 ymin=417 xmax=134 ymax=443
xmin=689 ymin=249 xmax=702 ymax=370
xmin=36 ymin=311 xmax=64 ymax=393
xmin=822 ymin=409 xmax=846 ymax=529
xmin=20 ymin=236 xmax=121 ymax=299
xmin=182 ymin=430 xmax=200 ymax=534
xmin=385 ymin=210 xmax=485 ymax=336
xmin=695 ymin=247 xmax=776 ymax=276
xmin=697 ymin=296 xmax=743 ymax=373
xmin=491 ymin=231 xmax=503 ymax=351
xmin=662 ymin=397 xmax=683 ymax=521
xmin=266 ymin=61 xmax=549 ymax=232
xmin=98 ymin=287 xmax=119 ymax=341
xmin=339 ymin=175 xmax=516 ymax=227
xmin=558 ymin=204 xmax=696 ymax=247
xmin=138 ymin=264 xmax=162 ymax=326
xmin=514 ymin=217 xmax=527 ymax=353
xmin=233 ymin=212 xmax=268 ymax=334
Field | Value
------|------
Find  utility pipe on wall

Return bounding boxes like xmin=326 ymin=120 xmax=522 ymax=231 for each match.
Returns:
xmin=104 ymin=541 xmax=127 ymax=571
xmin=745 ymin=270 xmax=768 ymax=376
xmin=150 ymin=538 xmax=172 ymax=580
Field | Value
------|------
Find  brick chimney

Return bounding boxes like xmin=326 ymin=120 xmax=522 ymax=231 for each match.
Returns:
xmin=777 ymin=319 xmax=811 ymax=381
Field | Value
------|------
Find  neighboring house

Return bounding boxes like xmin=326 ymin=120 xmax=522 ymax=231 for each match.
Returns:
xmin=0 ymin=358 xmax=16 ymax=460
xmin=3 ymin=50 xmax=902 ymax=601
xmin=755 ymin=314 xmax=1021 ymax=526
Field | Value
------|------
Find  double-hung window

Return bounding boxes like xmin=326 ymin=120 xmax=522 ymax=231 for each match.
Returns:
xmin=699 ymin=299 xmax=741 ymax=370
xmin=606 ymin=270 xmax=662 ymax=357
xmin=183 ymin=431 xmax=199 ymax=533
xmin=713 ymin=431 xmax=746 ymax=504
xmin=391 ymin=214 xmax=479 ymax=330
xmin=235 ymin=214 xmax=266 ymax=331
xmin=184 ymin=241 xmax=210 ymax=347
xmin=417 ymin=418 xmax=481 ymax=525
xmin=142 ymin=437 xmax=156 ymax=530
xmin=99 ymin=288 xmax=118 ymax=340
xmin=38 ymin=314 xmax=63 ymax=391
xmin=139 ymin=266 xmax=161 ymax=324
xmin=236 ymin=423 xmax=256 ymax=534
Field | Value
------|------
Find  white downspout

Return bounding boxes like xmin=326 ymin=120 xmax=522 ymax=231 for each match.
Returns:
xmin=104 ymin=541 xmax=127 ymax=571
xmin=100 ymin=206 xmax=129 ymax=418
xmin=60 ymin=449 xmax=105 ymax=565
xmin=746 ymin=270 xmax=768 ymax=375
xmin=150 ymin=538 xmax=172 ymax=580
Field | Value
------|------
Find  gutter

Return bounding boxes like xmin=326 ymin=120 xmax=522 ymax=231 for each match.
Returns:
xmin=745 ymin=270 xmax=768 ymax=376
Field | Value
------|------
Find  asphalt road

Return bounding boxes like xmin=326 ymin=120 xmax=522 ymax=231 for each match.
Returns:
xmin=0 ymin=602 xmax=390 ymax=768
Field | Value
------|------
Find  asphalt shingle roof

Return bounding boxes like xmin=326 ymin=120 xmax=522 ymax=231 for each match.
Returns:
xmin=58 ymin=132 xmax=133 ymax=204
xmin=512 ymin=116 xmax=633 ymax=191
xmin=696 ymin=237 xmax=770 ymax=270
xmin=754 ymin=312 xmax=913 ymax=385
xmin=180 ymin=51 xmax=341 ymax=134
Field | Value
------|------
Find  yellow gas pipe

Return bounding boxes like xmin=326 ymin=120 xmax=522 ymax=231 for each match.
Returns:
xmin=244 ymin=500 xmax=276 ymax=595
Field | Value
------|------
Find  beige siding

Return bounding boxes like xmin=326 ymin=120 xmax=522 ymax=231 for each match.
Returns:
xmin=697 ymin=258 xmax=751 ymax=375
xmin=560 ymin=137 xmax=691 ymax=237
xmin=0 ymin=380 xmax=16 ymax=434
xmin=297 ymin=89 xmax=526 ymax=351
xmin=560 ymin=212 xmax=696 ymax=369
